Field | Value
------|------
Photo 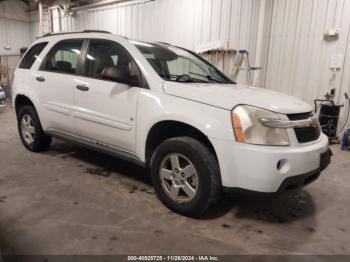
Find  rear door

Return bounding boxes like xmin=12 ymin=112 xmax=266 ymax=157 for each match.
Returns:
xmin=15 ymin=41 xmax=48 ymax=105
xmin=73 ymin=39 xmax=141 ymax=153
xmin=36 ymin=39 xmax=84 ymax=134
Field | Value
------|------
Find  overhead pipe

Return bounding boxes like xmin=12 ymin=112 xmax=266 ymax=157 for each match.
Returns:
xmin=49 ymin=5 xmax=64 ymax=32
xmin=39 ymin=2 xmax=43 ymax=35
xmin=71 ymin=0 xmax=137 ymax=12
xmin=252 ymin=0 xmax=266 ymax=87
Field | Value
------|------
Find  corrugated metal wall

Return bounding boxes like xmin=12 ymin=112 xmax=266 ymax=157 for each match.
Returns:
xmin=263 ymin=0 xmax=350 ymax=131
xmin=66 ymin=0 xmax=260 ymax=50
xmin=264 ymin=0 xmax=350 ymax=106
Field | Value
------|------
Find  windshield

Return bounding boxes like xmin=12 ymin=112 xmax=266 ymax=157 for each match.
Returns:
xmin=131 ymin=41 xmax=234 ymax=84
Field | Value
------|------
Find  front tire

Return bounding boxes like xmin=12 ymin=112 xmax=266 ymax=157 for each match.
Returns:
xmin=17 ymin=106 xmax=52 ymax=152
xmin=150 ymin=137 xmax=222 ymax=217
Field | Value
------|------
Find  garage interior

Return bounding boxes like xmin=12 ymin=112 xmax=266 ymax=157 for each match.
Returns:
xmin=0 ymin=0 xmax=350 ymax=259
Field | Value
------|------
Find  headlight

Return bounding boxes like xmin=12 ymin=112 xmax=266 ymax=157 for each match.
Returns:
xmin=231 ymin=105 xmax=290 ymax=146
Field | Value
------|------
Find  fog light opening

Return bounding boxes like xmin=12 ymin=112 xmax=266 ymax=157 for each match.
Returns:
xmin=277 ymin=159 xmax=290 ymax=174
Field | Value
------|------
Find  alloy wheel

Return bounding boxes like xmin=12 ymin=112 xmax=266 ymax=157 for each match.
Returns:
xmin=159 ymin=153 xmax=199 ymax=203
xmin=21 ymin=114 xmax=35 ymax=145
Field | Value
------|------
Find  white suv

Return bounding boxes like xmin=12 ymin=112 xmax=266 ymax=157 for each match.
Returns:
xmin=13 ymin=31 xmax=330 ymax=217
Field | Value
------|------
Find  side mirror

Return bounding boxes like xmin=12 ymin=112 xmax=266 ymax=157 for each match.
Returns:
xmin=101 ymin=66 xmax=139 ymax=86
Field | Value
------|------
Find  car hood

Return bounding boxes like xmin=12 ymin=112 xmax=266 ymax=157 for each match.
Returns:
xmin=163 ymin=82 xmax=312 ymax=114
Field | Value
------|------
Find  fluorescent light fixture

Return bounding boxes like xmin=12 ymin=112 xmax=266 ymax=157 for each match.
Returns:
xmin=87 ymin=54 xmax=95 ymax=60
xmin=71 ymin=49 xmax=81 ymax=54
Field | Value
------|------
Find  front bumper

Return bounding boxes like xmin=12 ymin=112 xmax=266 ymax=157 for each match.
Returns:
xmin=211 ymin=133 xmax=330 ymax=193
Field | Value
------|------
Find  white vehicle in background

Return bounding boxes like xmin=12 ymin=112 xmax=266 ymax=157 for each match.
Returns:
xmin=0 ymin=85 xmax=7 ymax=111
xmin=12 ymin=31 xmax=330 ymax=217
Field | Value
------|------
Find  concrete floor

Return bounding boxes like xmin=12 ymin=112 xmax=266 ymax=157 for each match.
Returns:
xmin=0 ymin=104 xmax=349 ymax=255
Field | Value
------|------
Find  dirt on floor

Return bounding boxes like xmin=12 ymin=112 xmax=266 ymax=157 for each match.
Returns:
xmin=0 ymin=104 xmax=350 ymax=255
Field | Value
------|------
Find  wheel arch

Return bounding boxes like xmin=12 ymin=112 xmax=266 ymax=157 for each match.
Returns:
xmin=145 ymin=120 xmax=218 ymax=166
xmin=15 ymin=94 xmax=36 ymax=116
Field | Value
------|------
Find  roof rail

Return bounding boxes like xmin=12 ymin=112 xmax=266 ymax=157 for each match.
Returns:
xmin=156 ymin=42 xmax=172 ymax=46
xmin=42 ymin=30 xmax=111 ymax=37
xmin=82 ymin=30 xmax=111 ymax=34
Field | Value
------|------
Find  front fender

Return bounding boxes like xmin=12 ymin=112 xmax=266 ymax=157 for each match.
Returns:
xmin=135 ymin=89 xmax=234 ymax=161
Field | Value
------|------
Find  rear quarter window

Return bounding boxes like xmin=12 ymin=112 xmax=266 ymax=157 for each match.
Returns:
xmin=18 ymin=42 xmax=48 ymax=69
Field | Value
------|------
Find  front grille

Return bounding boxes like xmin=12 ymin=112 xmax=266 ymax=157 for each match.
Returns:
xmin=287 ymin=112 xmax=313 ymax=121
xmin=287 ymin=112 xmax=321 ymax=143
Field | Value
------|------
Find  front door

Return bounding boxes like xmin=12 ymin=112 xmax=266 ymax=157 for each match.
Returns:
xmin=73 ymin=39 xmax=140 ymax=154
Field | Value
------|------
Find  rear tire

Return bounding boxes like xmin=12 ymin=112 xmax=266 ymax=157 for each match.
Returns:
xmin=17 ymin=105 xmax=52 ymax=152
xmin=150 ymin=137 xmax=222 ymax=217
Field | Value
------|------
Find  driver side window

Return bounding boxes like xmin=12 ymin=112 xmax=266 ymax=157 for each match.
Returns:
xmin=84 ymin=40 xmax=131 ymax=80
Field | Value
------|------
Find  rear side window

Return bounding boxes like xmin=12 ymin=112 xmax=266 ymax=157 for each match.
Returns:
xmin=18 ymin=42 xmax=48 ymax=69
xmin=41 ymin=40 xmax=83 ymax=74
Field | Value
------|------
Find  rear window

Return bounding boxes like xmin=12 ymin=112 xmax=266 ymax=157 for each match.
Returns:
xmin=18 ymin=42 xmax=48 ymax=69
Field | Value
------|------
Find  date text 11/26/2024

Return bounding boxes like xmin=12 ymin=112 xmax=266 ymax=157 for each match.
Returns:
xmin=127 ymin=255 xmax=220 ymax=261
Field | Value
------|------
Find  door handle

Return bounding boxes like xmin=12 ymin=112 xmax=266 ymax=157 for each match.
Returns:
xmin=36 ymin=76 xmax=45 ymax=82
xmin=76 ymin=85 xmax=89 ymax=91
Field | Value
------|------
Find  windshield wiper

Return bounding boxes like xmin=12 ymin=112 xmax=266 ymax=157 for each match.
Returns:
xmin=160 ymin=73 xmax=208 ymax=83
xmin=189 ymin=72 xmax=228 ymax=83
